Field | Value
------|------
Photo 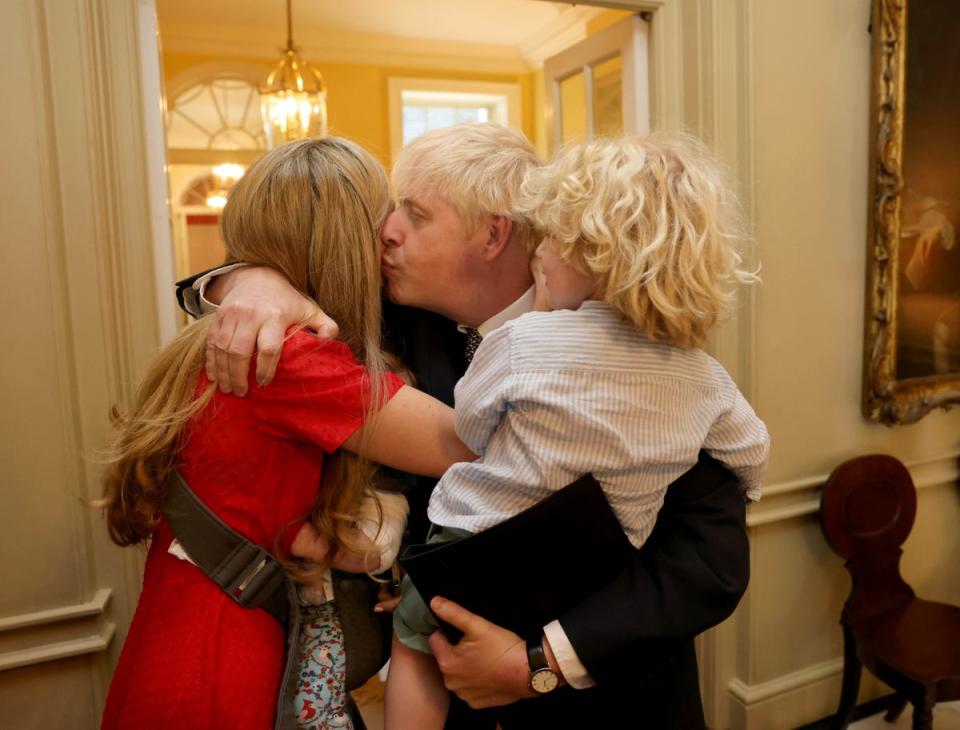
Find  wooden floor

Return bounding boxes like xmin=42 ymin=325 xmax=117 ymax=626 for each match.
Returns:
xmin=356 ymin=684 xmax=960 ymax=730
xmin=849 ymin=700 xmax=960 ymax=730
xmin=354 ymin=675 xmax=385 ymax=730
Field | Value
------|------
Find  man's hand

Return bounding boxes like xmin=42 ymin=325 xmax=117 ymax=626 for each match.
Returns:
xmin=206 ymin=266 xmax=339 ymax=395
xmin=427 ymin=597 xmax=537 ymax=708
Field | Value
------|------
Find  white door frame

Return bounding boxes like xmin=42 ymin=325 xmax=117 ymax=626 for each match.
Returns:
xmin=544 ymin=14 xmax=650 ymax=153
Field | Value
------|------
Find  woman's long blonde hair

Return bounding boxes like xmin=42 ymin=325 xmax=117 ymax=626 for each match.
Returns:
xmin=101 ymin=137 xmax=392 ymax=573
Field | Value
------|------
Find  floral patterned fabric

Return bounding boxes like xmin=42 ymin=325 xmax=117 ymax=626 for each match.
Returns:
xmin=294 ymin=599 xmax=354 ymax=730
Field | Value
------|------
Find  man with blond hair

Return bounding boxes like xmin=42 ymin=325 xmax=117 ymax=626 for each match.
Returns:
xmin=179 ymin=123 xmax=749 ymax=728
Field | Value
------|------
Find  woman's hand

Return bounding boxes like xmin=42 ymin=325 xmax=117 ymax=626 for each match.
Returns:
xmin=206 ymin=266 xmax=339 ymax=396
xmin=374 ymin=581 xmax=402 ymax=614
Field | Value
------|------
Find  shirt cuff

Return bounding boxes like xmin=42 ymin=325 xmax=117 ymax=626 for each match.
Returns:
xmin=543 ymin=620 xmax=596 ymax=689
xmin=194 ymin=261 xmax=250 ymax=315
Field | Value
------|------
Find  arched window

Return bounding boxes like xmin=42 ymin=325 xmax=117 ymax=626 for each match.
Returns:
xmin=166 ymin=78 xmax=265 ymax=150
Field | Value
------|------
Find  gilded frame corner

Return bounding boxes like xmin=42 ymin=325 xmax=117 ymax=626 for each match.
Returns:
xmin=862 ymin=0 xmax=960 ymax=425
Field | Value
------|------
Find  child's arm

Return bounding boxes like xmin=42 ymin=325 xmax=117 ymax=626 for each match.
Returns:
xmin=702 ymin=388 xmax=770 ymax=500
xmin=447 ymin=324 xmax=514 ymax=456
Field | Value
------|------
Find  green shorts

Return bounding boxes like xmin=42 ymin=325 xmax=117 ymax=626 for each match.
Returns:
xmin=393 ymin=525 xmax=473 ymax=654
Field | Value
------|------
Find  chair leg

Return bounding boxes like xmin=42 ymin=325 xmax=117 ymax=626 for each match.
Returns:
xmin=910 ymin=687 xmax=936 ymax=730
xmin=911 ymin=701 xmax=933 ymax=730
xmin=885 ymin=694 xmax=908 ymax=722
xmin=831 ymin=626 xmax=861 ymax=730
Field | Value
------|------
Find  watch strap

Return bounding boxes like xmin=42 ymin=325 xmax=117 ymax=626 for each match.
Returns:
xmin=526 ymin=636 xmax=549 ymax=672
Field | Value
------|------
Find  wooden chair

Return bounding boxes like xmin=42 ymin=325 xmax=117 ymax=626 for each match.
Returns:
xmin=820 ymin=454 xmax=960 ymax=730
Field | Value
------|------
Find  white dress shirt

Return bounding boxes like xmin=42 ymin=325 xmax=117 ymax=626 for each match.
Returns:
xmin=431 ymin=302 xmax=767 ymax=541
xmin=440 ymin=301 xmax=769 ymax=688
xmin=457 ymin=288 xmax=601 ymax=688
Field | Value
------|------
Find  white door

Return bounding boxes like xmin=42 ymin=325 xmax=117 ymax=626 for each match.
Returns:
xmin=0 ymin=1 xmax=164 ymax=727
xmin=544 ymin=14 xmax=651 ymax=154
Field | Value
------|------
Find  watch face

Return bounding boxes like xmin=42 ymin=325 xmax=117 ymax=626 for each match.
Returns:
xmin=530 ymin=668 xmax=559 ymax=694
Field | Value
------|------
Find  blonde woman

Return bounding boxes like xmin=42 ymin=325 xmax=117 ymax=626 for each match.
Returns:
xmin=100 ymin=138 xmax=475 ymax=730
xmin=385 ymin=133 xmax=771 ymax=729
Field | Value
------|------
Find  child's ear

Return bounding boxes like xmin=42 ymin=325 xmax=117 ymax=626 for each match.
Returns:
xmin=483 ymin=215 xmax=514 ymax=261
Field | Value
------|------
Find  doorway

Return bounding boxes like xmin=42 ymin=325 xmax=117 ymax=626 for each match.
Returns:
xmin=144 ymin=0 xmax=652 ymax=334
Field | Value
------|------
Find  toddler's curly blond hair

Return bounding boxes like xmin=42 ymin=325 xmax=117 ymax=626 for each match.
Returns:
xmin=519 ymin=132 xmax=757 ymax=349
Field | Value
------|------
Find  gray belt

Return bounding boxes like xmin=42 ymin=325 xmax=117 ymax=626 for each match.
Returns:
xmin=162 ymin=471 xmax=388 ymax=726
xmin=163 ymin=469 xmax=302 ymax=730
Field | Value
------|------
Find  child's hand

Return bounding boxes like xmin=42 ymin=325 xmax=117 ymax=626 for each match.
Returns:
xmin=374 ymin=587 xmax=401 ymax=614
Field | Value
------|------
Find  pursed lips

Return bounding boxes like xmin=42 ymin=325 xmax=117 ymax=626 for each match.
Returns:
xmin=380 ymin=259 xmax=398 ymax=277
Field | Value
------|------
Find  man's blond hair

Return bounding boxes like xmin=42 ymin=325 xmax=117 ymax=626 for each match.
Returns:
xmin=519 ymin=132 xmax=757 ymax=349
xmin=392 ymin=123 xmax=542 ymax=252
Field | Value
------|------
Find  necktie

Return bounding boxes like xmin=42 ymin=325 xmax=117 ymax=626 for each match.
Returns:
xmin=464 ymin=327 xmax=483 ymax=364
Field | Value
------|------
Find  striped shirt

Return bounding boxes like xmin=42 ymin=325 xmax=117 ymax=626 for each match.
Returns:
xmin=427 ymin=300 xmax=769 ymax=549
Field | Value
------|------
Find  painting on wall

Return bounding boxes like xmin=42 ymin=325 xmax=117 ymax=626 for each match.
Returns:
xmin=863 ymin=0 xmax=960 ymax=424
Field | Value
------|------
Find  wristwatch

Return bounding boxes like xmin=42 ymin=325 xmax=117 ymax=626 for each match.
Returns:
xmin=526 ymin=637 xmax=560 ymax=695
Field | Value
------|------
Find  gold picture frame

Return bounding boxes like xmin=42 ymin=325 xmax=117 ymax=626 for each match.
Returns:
xmin=863 ymin=0 xmax=960 ymax=424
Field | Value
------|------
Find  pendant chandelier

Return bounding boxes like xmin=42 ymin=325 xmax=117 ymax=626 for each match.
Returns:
xmin=205 ymin=163 xmax=246 ymax=209
xmin=259 ymin=0 xmax=328 ymax=149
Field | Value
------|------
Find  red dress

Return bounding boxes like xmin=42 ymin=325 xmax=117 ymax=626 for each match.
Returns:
xmin=102 ymin=333 xmax=403 ymax=729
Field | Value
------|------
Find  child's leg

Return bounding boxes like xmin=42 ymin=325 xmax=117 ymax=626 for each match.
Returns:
xmin=385 ymin=634 xmax=450 ymax=730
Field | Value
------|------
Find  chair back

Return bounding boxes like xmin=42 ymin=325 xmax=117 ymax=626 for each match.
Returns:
xmin=820 ymin=454 xmax=916 ymax=622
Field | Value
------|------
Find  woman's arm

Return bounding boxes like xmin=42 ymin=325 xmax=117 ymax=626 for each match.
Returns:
xmin=341 ymin=386 xmax=477 ymax=478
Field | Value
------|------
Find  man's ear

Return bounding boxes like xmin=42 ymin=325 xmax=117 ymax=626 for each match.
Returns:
xmin=482 ymin=215 xmax=515 ymax=262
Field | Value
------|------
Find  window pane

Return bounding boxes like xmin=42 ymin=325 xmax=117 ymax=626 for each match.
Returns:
xmin=167 ymin=112 xmax=215 ymax=149
xmin=398 ymin=88 xmax=514 ymax=149
xmin=455 ymin=107 xmax=480 ymax=123
xmin=593 ymin=55 xmax=623 ymax=137
xmin=167 ymin=80 xmax=265 ymax=151
xmin=427 ymin=107 xmax=456 ymax=128
xmin=214 ymin=79 xmax=257 ymax=131
xmin=403 ymin=106 xmax=427 ymax=144
xmin=209 ymin=128 xmax=260 ymax=151
xmin=560 ymin=71 xmax=587 ymax=144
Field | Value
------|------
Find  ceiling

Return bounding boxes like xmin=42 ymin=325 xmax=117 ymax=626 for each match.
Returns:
xmin=156 ymin=0 xmax=583 ymax=48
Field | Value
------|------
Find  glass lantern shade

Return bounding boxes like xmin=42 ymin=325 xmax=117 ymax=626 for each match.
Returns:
xmin=259 ymin=48 xmax=328 ymax=148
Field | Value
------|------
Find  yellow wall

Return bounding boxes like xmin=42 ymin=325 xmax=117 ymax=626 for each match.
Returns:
xmin=585 ymin=8 xmax=634 ymax=35
xmin=532 ymin=67 xmax=547 ymax=158
xmin=163 ymin=52 xmax=536 ymax=168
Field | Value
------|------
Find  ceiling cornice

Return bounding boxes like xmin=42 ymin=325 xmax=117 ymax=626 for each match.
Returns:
xmin=160 ymin=22 xmax=533 ymax=75
xmin=517 ymin=6 xmax=603 ymax=67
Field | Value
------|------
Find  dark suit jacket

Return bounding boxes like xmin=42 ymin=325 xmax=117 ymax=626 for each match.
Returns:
xmin=175 ymin=274 xmax=749 ymax=729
